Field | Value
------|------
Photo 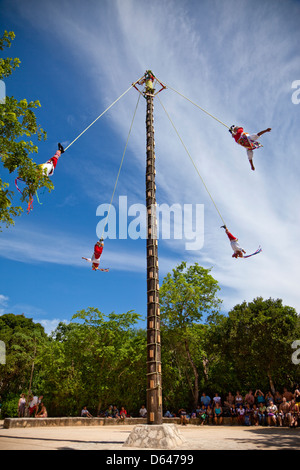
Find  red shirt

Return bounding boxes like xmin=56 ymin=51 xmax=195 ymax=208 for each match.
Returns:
xmin=94 ymin=244 xmax=103 ymax=260
xmin=233 ymin=127 xmax=244 ymax=143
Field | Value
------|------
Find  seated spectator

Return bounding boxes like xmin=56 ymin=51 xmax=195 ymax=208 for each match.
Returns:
xmin=113 ymin=405 xmax=120 ymax=419
xmin=178 ymin=408 xmax=189 ymax=426
xmin=229 ymin=404 xmax=238 ymax=425
xmin=290 ymin=400 xmax=299 ymax=428
xmin=105 ymin=405 xmax=114 ymax=418
xmin=206 ymin=405 xmax=213 ymax=425
xmin=278 ymin=397 xmax=291 ymax=427
xmin=237 ymin=404 xmax=245 ymax=425
xmin=194 ymin=404 xmax=202 ymax=417
xmin=251 ymin=404 xmax=259 ymax=426
xmin=213 ymin=393 xmax=222 ymax=408
xmin=265 ymin=391 xmax=274 ymax=406
xmin=244 ymin=390 xmax=255 ymax=407
xmin=164 ymin=410 xmax=173 ymax=417
xmin=235 ymin=391 xmax=244 ymax=408
xmin=254 ymin=389 xmax=265 ymax=405
xmin=81 ymin=405 xmax=92 ymax=418
xmin=139 ymin=405 xmax=147 ymax=417
xmin=224 ymin=392 xmax=235 ymax=409
xmin=258 ymin=402 xmax=267 ymax=426
xmin=213 ymin=403 xmax=223 ymax=425
xmin=244 ymin=403 xmax=252 ymax=426
xmin=274 ymin=390 xmax=282 ymax=408
xmin=36 ymin=403 xmax=48 ymax=418
xmin=28 ymin=394 xmax=39 ymax=417
xmin=200 ymin=392 xmax=211 ymax=408
xmin=119 ymin=406 xmax=127 ymax=420
xmin=198 ymin=405 xmax=207 ymax=425
xmin=266 ymin=400 xmax=278 ymax=426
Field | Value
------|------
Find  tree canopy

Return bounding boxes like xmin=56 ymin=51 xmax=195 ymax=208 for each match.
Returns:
xmin=0 ymin=30 xmax=51 ymax=228
xmin=0 ymin=264 xmax=299 ymax=417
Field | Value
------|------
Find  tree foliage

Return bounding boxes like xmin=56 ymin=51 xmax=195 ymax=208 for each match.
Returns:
xmin=0 ymin=314 xmax=47 ymax=399
xmin=206 ymin=297 xmax=300 ymax=393
xmin=0 ymin=266 xmax=299 ymax=417
xmin=0 ymin=30 xmax=51 ymax=228
xmin=160 ymin=262 xmax=222 ymax=407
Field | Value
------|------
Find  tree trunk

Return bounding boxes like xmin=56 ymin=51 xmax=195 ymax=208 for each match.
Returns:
xmin=26 ymin=338 xmax=36 ymax=417
xmin=184 ymin=339 xmax=199 ymax=407
xmin=267 ymin=369 xmax=276 ymax=395
xmin=202 ymin=356 xmax=209 ymax=383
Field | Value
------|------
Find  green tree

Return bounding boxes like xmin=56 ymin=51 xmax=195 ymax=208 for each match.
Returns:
xmin=70 ymin=307 xmax=145 ymax=414
xmin=161 ymin=323 xmax=210 ymax=411
xmin=207 ymin=297 xmax=300 ymax=393
xmin=160 ymin=262 xmax=222 ymax=407
xmin=0 ymin=313 xmax=48 ymax=400
xmin=0 ymin=30 xmax=51 ymax=228
xmin=39 ymin=308 xmax=146 ymax=416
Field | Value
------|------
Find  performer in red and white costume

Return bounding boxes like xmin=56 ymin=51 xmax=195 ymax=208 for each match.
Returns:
xmin=229 ymin=126 xmax=271 ymax=171
xmin=82 ymin=238 xmax=104 ymax=270
xmin=39 ymin=143 xmax=64 ymax=176
xmin=221 ymin=225 xmax=246 ymax=258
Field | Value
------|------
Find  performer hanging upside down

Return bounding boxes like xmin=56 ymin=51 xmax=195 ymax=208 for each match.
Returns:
xmin=221 ymin=225 xmax=246 ymax=258
xmin=82 ymin=238 xmax=104 ymax=270
xmin=229 ymin=126 xmax=271 ymax=171
xmin=39 ymin=143 xmax=64 ymax=176
xmin=15 ymin=143 xmax=65 ymax=212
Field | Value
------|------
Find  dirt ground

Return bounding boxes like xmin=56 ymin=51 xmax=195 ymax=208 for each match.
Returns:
xmin=0 ymin=421 xmax=299 ymax=451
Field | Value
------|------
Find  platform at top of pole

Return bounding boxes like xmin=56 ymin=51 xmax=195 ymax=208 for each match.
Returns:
xmin=133 ymin=70 xmax=166 ymax=97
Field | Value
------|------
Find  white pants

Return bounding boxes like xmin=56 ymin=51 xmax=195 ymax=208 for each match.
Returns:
xmin=230 ymin=240 xmax=243 ymax=254
xmin=40 ymin=161 xmax=55 ymax=176
xmin=246 ymin=134 xmax=259 ymax=161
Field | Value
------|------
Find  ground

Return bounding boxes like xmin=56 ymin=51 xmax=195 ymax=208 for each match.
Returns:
xmin=0 ymin=421 xmax=299 ymax=451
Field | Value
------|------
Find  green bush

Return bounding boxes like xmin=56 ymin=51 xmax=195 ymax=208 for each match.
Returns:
xmin=1 ymin=394 xmax=19 ymax=418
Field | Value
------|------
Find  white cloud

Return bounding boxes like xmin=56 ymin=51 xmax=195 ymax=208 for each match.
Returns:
xmin=0 ymin=295 xmax=9 ymax=314
xmin=2 ymin=0 xmax=300 ymax=314
xmin=38 ymin=318 xmax=68 ymax=335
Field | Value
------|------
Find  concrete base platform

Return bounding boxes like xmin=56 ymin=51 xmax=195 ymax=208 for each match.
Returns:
xmin=0 ymin=421 xmax=299 ymax=450
xmin=123 ymin=424 xmax=187 ymax=449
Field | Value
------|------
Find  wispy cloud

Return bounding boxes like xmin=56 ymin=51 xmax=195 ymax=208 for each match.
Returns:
xmin=0 ymin=295 xmax=9 ymax=314
xmin=2 ymin=0 xmax=300 ymax=314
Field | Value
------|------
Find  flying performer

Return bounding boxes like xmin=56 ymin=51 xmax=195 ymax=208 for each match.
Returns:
xmin=82 ymin=238 xmax=109 ymax=271
xmin=229 ymin=126 xmax=271 ymax=171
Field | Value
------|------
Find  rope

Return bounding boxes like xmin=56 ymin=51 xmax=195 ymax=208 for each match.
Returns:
xmin=64 ymin=84 xmax=135 ymax=152
xmin=157 ymin=96 xmax=226 ymax=226
xmin=100 ymin=93 xmax=141 ymax=239
xmin=160 ymin=80 xmax=230 ymax=130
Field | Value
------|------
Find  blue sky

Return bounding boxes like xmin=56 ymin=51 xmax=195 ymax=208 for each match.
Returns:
xmin=0 ymin=0 xmax=299 ymax=334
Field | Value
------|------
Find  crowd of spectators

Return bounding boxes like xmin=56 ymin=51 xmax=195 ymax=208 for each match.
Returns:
xmin=80 ymin=387 xmax=299 ymax=428
xmin=17 ymin=387 xmax=299 ymax=428
xmin=17 ymin=393 xmax=47 ymax=418
xmin=167 ymin=387 xmax=300 ymax=427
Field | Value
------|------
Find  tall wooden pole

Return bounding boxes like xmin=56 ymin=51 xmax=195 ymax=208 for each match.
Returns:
xmin=145 ymin=72 xmax=163 ymax=425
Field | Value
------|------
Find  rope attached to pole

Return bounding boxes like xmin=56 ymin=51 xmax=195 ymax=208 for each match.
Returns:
xmin=157 ymin=96 xmax=226 ymax=227
xmin=64 ymin=84 xmax=135 ymax=152
xmin=160 ymin=80 xmax=230 ymax=130
xmin=100 ymin=93 xmax=141 ymax=239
